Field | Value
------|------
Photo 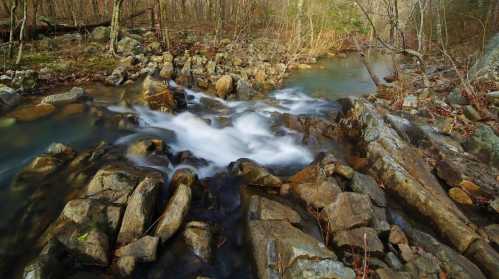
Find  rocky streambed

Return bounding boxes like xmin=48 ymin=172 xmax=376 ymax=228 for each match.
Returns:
xmin=0 ymin=52 xmax=498 ymax=279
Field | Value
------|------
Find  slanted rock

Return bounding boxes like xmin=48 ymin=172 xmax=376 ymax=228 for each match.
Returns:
xmin=62 ymin=198 xmax=122 ymax=235
xmin=154 ymin=184 xmax=191 ymax=243
xmin=333 ymin=227 xmax=384 ymax=253
xmin=228 ymin=159 xmax=281 ymax=188
xmin=183 ymin=221 xmax=212 ymax=262
xmin=248 ymin=195 xmax=301 ymax=224
xmin=320 ymin=192 xmax=374 ymax=233
xmin=142 ymin=75 xmax=177 ymax=112
xmin=291 ymin=177 xmax=342 ymax=209
xmin=115 ymin=236 xmax=159 ymax=262
xmin=41 ymin=87 xmax=86 ymax=106
xmin=248 ymin=220 xmax=355 ymax=279
xmin=86 ymin=165 xmax=141 ymax=205
xmin=56 ymin=226 xmax=110 ymax=266
xmin=117 ymin=175 xmax=162 ymax=245
xmin=351 ymin=172 xmax=386 ymax=207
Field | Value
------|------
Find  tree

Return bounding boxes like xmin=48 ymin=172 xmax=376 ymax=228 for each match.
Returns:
xmin=8 ymin=0 xmax=18 ymax=59
xmin=158 ymin=0 xmax=170 ymax=49
xmin=109 ymin=0 xmax=124 ymax=54
xmin=15 ymin=0 xmax=27 ymax=65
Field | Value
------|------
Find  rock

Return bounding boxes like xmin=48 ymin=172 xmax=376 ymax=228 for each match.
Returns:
xmin=106 ymin=66 xmax=128 ymax=86
xmin=465 ymin=124 xmax=499 ymax=168
xmin=215 ymin=75 xmax=233 ymax=99
xmin=448 ymin=187 xmax=473 ymax=205
xmin=86 ymin=165 xmax=140 ymax=205
xmin=154 ymin=184 xmax=191 ymax=243
xmin=57 ymin=103 xmax=86 ymax=118
xmin=62 ymin=198 xmax=122 ymax=235
xmin=117 ymin=175 xmax=162 ymax=245
xmin=24 ymin=154 xmax=62 ymax=176
xmin=115 ymin=236 xmax=159 ymax=262
xmin=385 ymin=252 xmax=403 ymax=270
xmin=41 ymin=87 xmax=85 ymax=106
xmin=402 ymin=95 xmax=418 ymax=109
xmin=118 ymin=37 xmax=143 ymax=55
xmin=487 ymin=91 xmax=499 ymax=105
xmin=57 ymin=226 xmax=110 ymax=266
xmin=12 ymin=70 xmax=38 ymax=91
xmin=22 ymin=240 xmax=67 ymax=279
xmin=0 ymin=84 xmax=21 ymax=113
xmin=333 ymin=227 xmax=384 ymax=253
xmin=126 ymin=138 xmax=167 ymax=158
xmin=484 ymin=224 xmax=499 ymax=247
xmin=170 ymin=168 xmax=197 ymax=189
xmin=463 ymin=105 xmax=482 ymax=121
xmin=0 ymin=117 xmax=15 ymax=128
xmin=91 ymin=27 xmax=110 ymax=43
xmin=248 ymin=195 xmax=301 ymax=224
xmin=350 ymin=172 xmax=386 ymax=207
xmin=7 ymin=104 xmax=56 ymax=121
xmin=470 ymin=33 xmax=499 ymax=81
xmin=115 ymin=256 xmax=136 ymax=277
xmin=376 ymin=268 xmax=411 ymax=279
xmin=465 ymin=240 xmax=499 ymax=279
xmin=347 ymin=98 xmax=480 ymax=253
xmin=491 ymin=198 xmax=499 ymax=214
xmin=228 ymin=159 xmax=282 ymax=188
xmin=235 ymin=79 xmax=257 ymax=100
xmin=335 ymin=163 xmax=354 ymax=179
xmin=159 ymin=62 xmax=174 ymax=79
xmin=447 ymin=88 xmax=469 ymax=105
xmin=47 ymin=143 xmax=73 ymax=156
xmin=297 ymin=64 xmax=312 ymax=70
xmin=248 ymin=220 xmax=355 ymax=279
xmin=398 ymin=244 xmax=415 ymax=262
xmin=320 ymin=192 xmax=374 ymax=233
xmin=404 ymin=254 xmax=443 ymax=278
xmin=142 ymin=75 xmax=177 ymax=112
xmin=183 ymin=221 xmax=212 ymax=262
xmin=291 ymin=177 xmax=342 ymax=209
xmin=389 ymin=225 xmax=408 ymax=245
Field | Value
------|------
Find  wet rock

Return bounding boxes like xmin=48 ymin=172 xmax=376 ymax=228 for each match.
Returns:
xmin=127 ymin=138 xmax=167 ymax=158
xmin=115 ymin=256 xmax=136 ymax=277
xmin=12 ymin=70 xmax=38 ymax=91
xmin=115 ymin=236 xmax=159 ymax=262
xmin=291 ymin=177 xmax=342 ymax=209
xmin=465 ymin=124 xmax=499 ymax=167
xmin=333 ymin=227 xmax=384 ymax=253
xmin=57 ymin=103 xmax=86 ymax=118
xmin=320 ymin=192 xmax=374 ymax=233
xmin=106 ymin=66 xmax=128 ymax=86
xmin=183 ymin=221 xmax=212 ymax=262
xmin=248 ymin=220 xmax=355 ymax=279
xmin=117 ymin=175 xmax=162 ymax=245
xmin=91 ymin=27 xmax=110 ymax=43
xmin=118 ymin=37 xmax=143 ymax=55
xmin=407 ymin=228 xmax=486 ymax=279
xmin=235 ymin=79 xmax=257 ymax=100
xmin=448 ymin=187 xmax=473 ymax=205
xmin=215 ymin=75 xmax=233 ymax=99
xmin=0 ymin=84 xmax=21 ymax=113
xmin=347 ymin=98 xmax=479 ymax=253
xmin=228 ymin=158 xmax=282 ymax=188
xmin=248 ymin=195 xmax=301 ymax=224
xmin=154 ymin=184 xmax=191 ymax=243
xmin=389 ymin=225 xmax=408 ymax=245
xmin=62 ymin=198 xmax=122 ymax=235
xmin=86 ymin=165 xmax=140 ymax=205
xmin=22 ymin=239 xmax=67 ymax=279
xmin=7 ymin=104 xmax=56 ymax=121
xmin=57 ymin=226 xmax=110 ymax=266
xmin=350 ymin=172 xmax=386 ymax=207
xmin=41 ymin=87 xmax=86 ymax=106
xmin=142 ymin=76 xmax=177 ymax=112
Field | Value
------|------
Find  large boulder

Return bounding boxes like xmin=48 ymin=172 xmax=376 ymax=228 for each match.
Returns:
xmin=61 ymin=198 xmax=122 ymax=235
xmin=41 ymin=87 xmax=86 ymax=106
xmin=248 ymin=220 xmax=355 ymax=279
xmin=85 ymin=165 xmax=141 ymax=205
xmin=154 ymin=184 xmax=191 ymax=243
xmin=215 ymin=75 xmax=233 ymax=99
xmin=320 ymin=192 xmax=375 ymax=233
xmin=91 ymin=27 xmax=110 ymax=43
xmin=56 ymin=226 xmax=110 ymax=266
xmin=291 ymin=177 xmax=342 ymax=209
xmin=247 ymin=195 xmax=302 ymax=224
xmin=118 ymin=37 xmax=143 ymax=55
xmin=142 ymin=75 xmax=177 ymax=112
xmin=333 ymin=227 xmax=384 ymax=253
xmin=117 ymin=175 xmax=162 ymax=245
xmin=0 ymin=84 xmax=20 ymax=114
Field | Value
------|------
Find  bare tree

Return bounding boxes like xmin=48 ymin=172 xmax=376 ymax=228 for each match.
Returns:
xmin=8 ymin=0 xmax=18 ymax=59
xmin=15 ymin=0 xmax=27 ymax=65
xmin=109 ymin=0 xmax=124 ymax=54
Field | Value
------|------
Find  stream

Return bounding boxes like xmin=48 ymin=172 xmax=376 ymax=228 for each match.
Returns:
xmin=0 ymin=53 xmax=393 ymax=278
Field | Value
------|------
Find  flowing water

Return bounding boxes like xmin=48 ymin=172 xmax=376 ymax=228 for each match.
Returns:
xmin=0 ymin=53 xmax=393 ymax=278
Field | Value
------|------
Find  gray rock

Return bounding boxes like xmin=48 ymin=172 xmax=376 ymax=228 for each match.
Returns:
xmin=0 ymin=84 xmax=20 ymax=113
xmin=385 ymin=252 xmax=403 ymax=270
xmin=292 ymin=177 xmax=342 ymax=209
xmin=118 ymin=37 xmax=143 ymax=55
xmin=183 ymin=221 xmax=212 ymax=262
xmin=351 ymin=172 xmax=386 ymax=207
xmin=117 ymin=175 xmax=162 ymax=245
xmin=248 ymin=195 xmax=301 ymax=224
xmin=41 ymin=87 xmax=85 ymax=106
xmin=154 ymin=184 xmax=191 ymax=243
xmin=115 ymin=236 xmax=159 ymax=262
xmin=320 ymin=192 xmax=374 ymax=233
xmin=228 ymin=158 xmax=282 ymax=188
xmin=447 ymin=88 xmax=469 ymax=105
xmin=465 ymin=124 xmax=499 ymax=167
xmin=248 ymin=220 xmax=355 ymax=279
xmin=484 ymin=224 xmax=499 ymax=247
xmin=91 ymin=27 xmax=110 ymax=43
xmin=86 ymin=165 xmax=140 ymax=205
xmin=106 ymin=66 xmax=128 ymax=86
xmin=235 ymin=79 xmax=257 ymax=100
xmin=333 ymin=227 xmax=384 ymax=253
xmin=12 ymin=70 xmax=38 ymax=92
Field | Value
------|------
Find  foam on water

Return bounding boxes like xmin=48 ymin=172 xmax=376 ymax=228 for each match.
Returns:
xmin=113 ymin=86 xmax=334 ymax=177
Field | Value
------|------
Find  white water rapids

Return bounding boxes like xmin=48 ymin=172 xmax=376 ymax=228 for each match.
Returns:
xmin=109 ymin=84 xmax=335 ymax=177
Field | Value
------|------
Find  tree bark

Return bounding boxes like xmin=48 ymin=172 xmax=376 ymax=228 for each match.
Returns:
xmin=15 ymin=0 xmax=27 ymax=65
xmin=158 ymin=0 xmax=170 ymax=49
xmin=8 ymin=0 xmax=18 ymax=59
xmin=109 ymin=0 xmax=124 ymax=54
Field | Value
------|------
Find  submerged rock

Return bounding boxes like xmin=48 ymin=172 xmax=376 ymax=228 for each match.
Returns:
xmin=154 ymin=184 xmax=191 ymax=243
xmin=7 ymin=104 xmax=56 ymax=122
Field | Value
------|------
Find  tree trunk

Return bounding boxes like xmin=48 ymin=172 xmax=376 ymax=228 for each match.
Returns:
xmin=8 ymin=0 xmax=18 ymax=59
xmin=16 ymin=0 xmax=27 ymax=65
xmin=109 ymin=0 xmax=124 ymax=54
xmin=158 ymin=0 xmax=170 ymax=49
